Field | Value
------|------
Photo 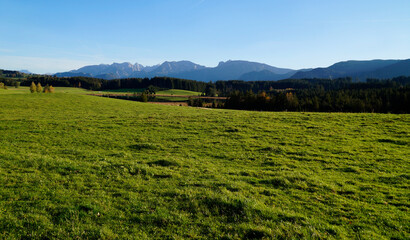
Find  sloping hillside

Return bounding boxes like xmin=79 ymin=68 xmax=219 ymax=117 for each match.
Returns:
xmin=290 ymin=59 xmax=408 ymax=80
xmin=0 ymin=90 xmax=408 ymax=239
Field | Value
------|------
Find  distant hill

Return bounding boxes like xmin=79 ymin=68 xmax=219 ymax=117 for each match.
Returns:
xmin=19 ymin=70 xmax=32 ymax=74
xmin=54 ymin=59 xmax=410 ymax=81
xmin=56 ymin=61 xmax=207 ymax=80
xmin=144 ymin=61 xmax=206 ymax=76
xmin=0 ymin=69 xmax=30 ymax=78
xmin=55 ymin=72 xmax=93 ymax=78
xmin=55 ymin=60 xmax=296 ymax=81
xmin=170 ymin=60 xmax=295 ymax=81
xmin=239 ymin=69 xmax=298 ymax=81
xmin=355 ymin=59 xmax=410 ymax=80
xmin=289 ymin=59 xmax=409 ymax=81
xmin=55 ymin=62 xmax=145 ymax=79
xmin=239 ymin=70 xmax=293 ymax=81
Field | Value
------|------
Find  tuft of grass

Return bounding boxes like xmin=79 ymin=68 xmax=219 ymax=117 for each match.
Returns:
xmin=128 ymin=143 xmax=160 ymax=150
xmin=149 ymin=160 xmax=180 ymax=167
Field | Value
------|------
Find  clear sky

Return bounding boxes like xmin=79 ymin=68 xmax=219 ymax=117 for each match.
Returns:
xmin=0 ymin=0 xmax=409 ymax=73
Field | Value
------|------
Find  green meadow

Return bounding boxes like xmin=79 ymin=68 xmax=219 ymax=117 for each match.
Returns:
xmin=98 ymin=88 xmax=201 ymax=102
xmin=100 ymin=89 xmax=145 ymax=94
xmin=156 ymin=89 xmax=201 ymax=96
xmin=99 ymin=88 xmax=201 ymax=96
xmin=0 ymin=88 xmax=408 ymax=239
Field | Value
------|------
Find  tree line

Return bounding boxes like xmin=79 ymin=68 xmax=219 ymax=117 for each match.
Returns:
xmin=224 ymin=87 xmax=409 ymax=113
xmin=223 ymin=77 xmax=410 ymax=113
xmin=0 ymin=69 xmax=27 ymax=78
xmin=11 ymin=76 xmax=208 ymax=92
xmin=214 ymin=77 xmax=410 ymax=95
xmin=1 ymin=73 xmax=409 ymax=113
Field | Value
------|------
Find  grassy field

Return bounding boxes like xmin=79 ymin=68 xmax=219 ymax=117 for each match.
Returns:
xmin=97 ymin=88 xmax=201 ymax=102
xmin=156 ymin=89 xmax=201 ymax=101
xmin=156 ymin=89 xmax=201 ymax=96
xmin=100 ymin=88 xmax=145 ymax=94
xmin=100 ymin=89 xmax=201 ymax=96
xmin=0 ymin=88 xmax=409 ymax=239
xmin=0 ymin=87 xmax=89 ymax=94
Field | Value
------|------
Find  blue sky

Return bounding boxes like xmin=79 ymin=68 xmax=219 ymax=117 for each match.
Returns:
xmin=0 ymin=0 xmax=409 ymax=73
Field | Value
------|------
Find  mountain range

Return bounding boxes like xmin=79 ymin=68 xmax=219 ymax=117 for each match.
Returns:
xmin=54 ymin=59 xmax=410 ymax=82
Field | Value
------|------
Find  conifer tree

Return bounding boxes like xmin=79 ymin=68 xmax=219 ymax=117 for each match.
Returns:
xmin=36 ymin=83 xmax=43 ymax=93
xmin=30 ymin=82 xmax=36 ymax=93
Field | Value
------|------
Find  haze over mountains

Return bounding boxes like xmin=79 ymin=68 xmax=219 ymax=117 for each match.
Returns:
xmin=54 ymin=59 xmax=410 ymax=82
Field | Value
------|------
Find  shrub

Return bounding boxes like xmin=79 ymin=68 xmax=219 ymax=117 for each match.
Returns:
xmin=141 ymin=92 xmax=148 ymax=102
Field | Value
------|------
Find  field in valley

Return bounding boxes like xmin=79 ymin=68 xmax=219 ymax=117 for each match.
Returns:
xmin=100 ymin=89 xmax=201 ymax=96
xmin=0 ymin=88 xmax=408 ymax=239
xmin=96 ymin=89 xmax=202 ymax=102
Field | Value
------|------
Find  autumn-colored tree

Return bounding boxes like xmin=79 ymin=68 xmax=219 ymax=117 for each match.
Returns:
xmin=286 ymin=92 xmax=293 ymax=102
xmin=36 ymin=83 xmax=43 ymax=93
xmin=43 ymin=85 xmax=55 ymax=93
xmin=43 ymin=84 xmax=50 ymax=93
xmin=30 ymin=82 xmax=36 ymax=93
